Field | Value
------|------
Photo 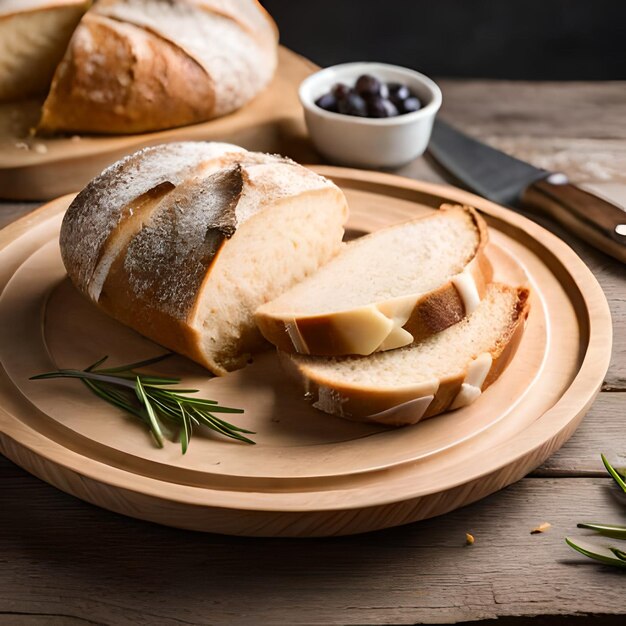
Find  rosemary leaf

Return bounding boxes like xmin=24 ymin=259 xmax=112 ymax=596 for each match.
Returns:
xmin=179 ymin=397 xmax=244 ymax=413
xmin=206 ymin=412 xmax=256 ymax=434
xmin=179 ymin=402 xmax=191 ymax=455
xmin=566 ymin=537 xmax=626 ymax=569
xmin=149 ymin=395 xmax=185 ymax=421
xmin=610 ymin=548 xmax=626 ymax=561
xmin=577 ymin=522 xmax=626 ymax=540
xmin=109 ymin=374 xmax=181 ymax=385
xmin=86 ymin=355 xmax=109 ymax=371
xmin=601 ymin=454 xmax=626 ymax=494
xmin=81 ymin=378 xmax=146 ymax=422
xmin=135 ymin=376 xmax=164 ymax=447
xmin=190 ymin=406 xmax=255 ymax=444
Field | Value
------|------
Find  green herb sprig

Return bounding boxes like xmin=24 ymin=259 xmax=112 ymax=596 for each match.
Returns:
xmin=31 ymin=354 xmax=254 ymax=453
xmin=566 ymin=454 xmax=626 ymax=568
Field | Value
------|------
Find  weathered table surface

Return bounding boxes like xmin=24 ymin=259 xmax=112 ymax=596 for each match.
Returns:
xmin=1 ymin=81 xmax=625 ymax=625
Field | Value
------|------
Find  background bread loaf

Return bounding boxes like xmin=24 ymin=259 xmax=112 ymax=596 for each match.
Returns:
xmin=60 ymin=142 xmax=349 ymax=374
xmin=38 ymin=0 xmax=278 ymax=133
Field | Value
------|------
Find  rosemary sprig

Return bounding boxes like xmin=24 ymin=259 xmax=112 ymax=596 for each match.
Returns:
xmin=566 ymin=454 xmax=626 ymax=569
xmin=30 ymin=354 xmax=254 ymax=453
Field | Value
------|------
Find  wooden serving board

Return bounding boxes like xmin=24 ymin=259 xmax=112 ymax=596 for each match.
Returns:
xmin=0 ymin=47 xmax=319 ymax=201
xmin=0 ymin=168 xmax=612 ymax=537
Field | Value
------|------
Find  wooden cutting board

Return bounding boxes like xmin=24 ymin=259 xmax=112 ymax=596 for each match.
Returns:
xmin=0 ymin=46 xmax=319 ymax=201
xmin=0 ymin=168 xmax=612 ymax=536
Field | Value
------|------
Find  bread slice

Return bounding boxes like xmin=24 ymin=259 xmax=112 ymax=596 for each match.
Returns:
xmin=61 ymin=142 xmax=349 ymax=375
xmin=281 ymin=284 xmax=530 ymax=426
xmin=0 ymin=0 xmax=88 ymax=102
xmin=256 ymin=205 xmax=492 ymax=356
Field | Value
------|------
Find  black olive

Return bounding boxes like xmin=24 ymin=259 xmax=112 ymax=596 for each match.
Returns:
xmin=388 ymin=82 xmax=411 ymax=103
xmin=367 ymin=96 xmax=398 ymax=118
xmin=367 ymin=96 xmax=386 ymax=117
xmin=355 ymin=74 xmax=383 ymax=98
xmin=382 ymin=99 xmax=399 ymax=117
xmin=331 ymin=82 xmax=351 ymax=101
xmin=315 ymin=92 xmax=339 ymax=112
xmin=400 ymin=96 xmax=422 ymax=114
xmin=338 ymin=91 xmax=368 ymax=116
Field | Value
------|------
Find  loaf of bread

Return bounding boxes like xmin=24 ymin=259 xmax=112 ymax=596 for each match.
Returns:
xmin=256 ymin=205 xmax=492 ymax=356
xmin=37 ymin=0 xmax=278 ymax=133
xmin=0 ymin=0 xmax=88 ymax=102
xmin=282 ymin=284 xmax=530 ymax=425
xmin=60 ymin=142 xmax=349 ymax=374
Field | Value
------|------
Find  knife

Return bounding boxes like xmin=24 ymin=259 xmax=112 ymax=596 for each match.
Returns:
xmin=429 ymin=120 xmax=626 ymax=263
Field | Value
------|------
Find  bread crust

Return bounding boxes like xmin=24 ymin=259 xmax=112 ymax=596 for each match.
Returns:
xmin=60 ymin=142 xmax=247 ymax=300
xmin=97 ymin=164 xmax=244 ymax=372
xmin=39 ymin=13 xmax=217 ymax=134
xmin=256 ymin=206 xmax=493 ymax=356
xmin=61 ymin=142 xmax=349 ymax=375
xmin=38 ymin=0 xmax=278 ymax=133
xmin=282 ymin=286 xmax=530 ymax=426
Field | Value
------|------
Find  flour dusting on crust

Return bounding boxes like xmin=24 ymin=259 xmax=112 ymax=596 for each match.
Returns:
xmin=60 ymin=142 xmax=246 ymax=298
xmin=94 ymin=0 xmax=277 ymax=116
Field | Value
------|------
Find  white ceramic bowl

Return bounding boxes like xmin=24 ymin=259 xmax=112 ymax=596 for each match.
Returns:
xmin=299 ymin=62 xmax=442 ymax=168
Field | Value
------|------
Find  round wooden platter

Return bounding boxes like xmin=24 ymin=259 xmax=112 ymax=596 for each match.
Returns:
xmin=0 ymin=168 xmax=612 ymax=537
xmin=0 ymin=47 xmax=319 ymax=201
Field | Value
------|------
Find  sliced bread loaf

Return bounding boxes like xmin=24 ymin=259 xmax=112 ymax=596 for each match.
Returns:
xmin=281 ymin=284 xmax=530 ymax=425
xmin=60 ymin=142 xmax=349 ymax=375
xmin=256 ymin=205 xmax=492 ymax=356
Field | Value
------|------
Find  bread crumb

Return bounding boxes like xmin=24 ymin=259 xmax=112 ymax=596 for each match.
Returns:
xmin=531 ymin=522 xmax=551 ymax=534
xmin=70 ymin=135 xmax=82 ymax=143
xmin=465 ymin=532 xmax=475 ymax=545
xmin=34 ymin=143 xmax=48 ymax=154
xmin=14 ymin=142 xmax=29 ymax=150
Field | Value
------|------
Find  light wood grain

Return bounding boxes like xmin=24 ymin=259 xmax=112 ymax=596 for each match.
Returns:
xmin=1 ymin=453 xmax=624 ymax=625
xmin=489 ymin=197 xmax=625 ymax=390
xmin=533 ymin=393 xmax=626 ymax=475
xmin=437 ymin=80 xmax=626 ymax=139
xmin=482 ymin=137 xmax=626 ymax=184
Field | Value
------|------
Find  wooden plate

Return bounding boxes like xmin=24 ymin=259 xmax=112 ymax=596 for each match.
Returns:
xmin=0 ymin=47 xmax=319 ymax=201
xmin=0 ymin=168 xmax=611 ymax=536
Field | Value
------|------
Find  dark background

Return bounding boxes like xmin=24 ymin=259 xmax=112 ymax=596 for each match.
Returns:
xmin=260 ymin=0 xmax=626 ymax=80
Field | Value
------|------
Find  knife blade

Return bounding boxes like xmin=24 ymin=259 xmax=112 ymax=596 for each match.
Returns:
xmin=429 ymin=120 xmax=626 ymax=263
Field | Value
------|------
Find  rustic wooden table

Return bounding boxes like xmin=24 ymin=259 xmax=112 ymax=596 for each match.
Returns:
xmin=1 ymin=81 xmax=625 ymax=625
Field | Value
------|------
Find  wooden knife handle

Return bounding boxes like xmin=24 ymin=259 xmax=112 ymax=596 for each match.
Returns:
xmin=521 ymin=175 xmax=626 ymax=263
